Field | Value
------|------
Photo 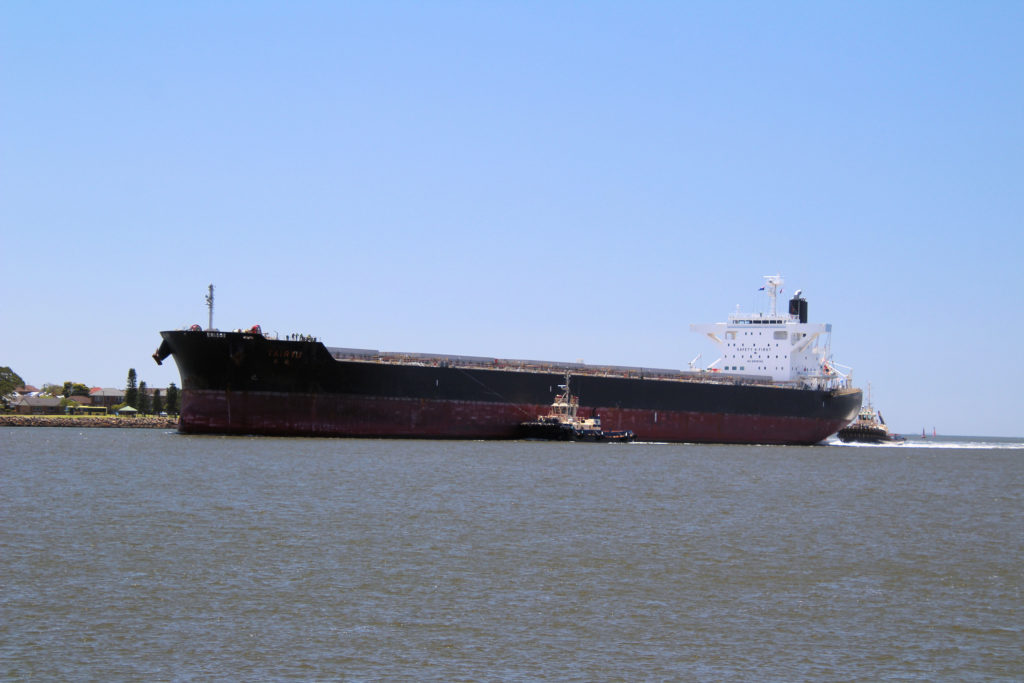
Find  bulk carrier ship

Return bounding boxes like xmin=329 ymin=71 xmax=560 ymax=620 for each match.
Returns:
xmin=153 ymin=276 xmax=862 ymax=444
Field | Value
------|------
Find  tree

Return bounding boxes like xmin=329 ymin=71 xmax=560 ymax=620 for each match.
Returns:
xmin=138 ymin=381 xmax=151 ymax=414
xmin=166 ymin=382 xmax=180 ymax=414
xmin=152 ymin=389 xmax=164 ymax=415
xmin=62 ymin=381 xmax=90 ymax=398
xmin=0 ymin=366 xmax=24 ymax=408
xmin=125 ymin=368 xmax=138 ymax=409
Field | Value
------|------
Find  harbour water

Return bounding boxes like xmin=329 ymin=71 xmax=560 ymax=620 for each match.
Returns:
xmin=2 ymin=427 xmax=1022 ymax=681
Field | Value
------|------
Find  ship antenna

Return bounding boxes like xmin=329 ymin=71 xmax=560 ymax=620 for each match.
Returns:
xmin=205 ymin=284 xmax=215 ymax=330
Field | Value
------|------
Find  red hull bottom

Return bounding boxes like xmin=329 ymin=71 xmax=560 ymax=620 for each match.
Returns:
xmin=180 ymin=390 xmax=847 ymax=445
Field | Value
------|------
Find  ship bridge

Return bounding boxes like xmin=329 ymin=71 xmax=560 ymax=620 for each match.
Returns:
xmin=690 ymin=275 xmax=846 ymax=389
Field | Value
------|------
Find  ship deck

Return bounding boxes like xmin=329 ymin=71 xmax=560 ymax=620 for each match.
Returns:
xmin=323 ymin=345 xmax=843 ymax=392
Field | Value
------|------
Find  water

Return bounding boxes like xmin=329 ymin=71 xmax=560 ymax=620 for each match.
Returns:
xmin=2 ymin=428 xmax=1022 ymax=681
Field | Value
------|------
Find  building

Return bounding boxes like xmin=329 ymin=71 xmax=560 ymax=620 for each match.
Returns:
xmin=12 ymin=396 xmax=63 ymax=415
xmin=89 ymin=387 xmax=126 ymax=409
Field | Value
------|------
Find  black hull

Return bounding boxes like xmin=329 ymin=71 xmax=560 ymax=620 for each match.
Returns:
xmin=154 ymin=330 xmax=862 ymax=444
xmin=517 ymin=420 xmax=633 ymax=442
xmin=837 ymin=427 xmax=904 ymax=444
xmin=518 ymin=422 xmax=603 ymax=442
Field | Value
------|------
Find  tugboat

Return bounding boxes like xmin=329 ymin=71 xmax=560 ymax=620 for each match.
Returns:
xmin=837 ymin=385 xmax=905 ymax=444
xmin=518 ymin=374 xmax=635 ymax=442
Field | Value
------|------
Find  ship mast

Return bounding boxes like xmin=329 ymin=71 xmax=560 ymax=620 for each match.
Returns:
xmin=205 ymin=284 xmax=215 ymax=331
xmin=762 ymin=274 xmax=783 ymax=317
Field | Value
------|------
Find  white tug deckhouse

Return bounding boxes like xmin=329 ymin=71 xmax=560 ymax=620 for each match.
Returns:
xmin=690 ymin=275 xmax=850 ymax=391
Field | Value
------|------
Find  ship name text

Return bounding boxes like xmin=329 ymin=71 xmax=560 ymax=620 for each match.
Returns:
xmin=269 ymin=349 xmax=303 ymax=360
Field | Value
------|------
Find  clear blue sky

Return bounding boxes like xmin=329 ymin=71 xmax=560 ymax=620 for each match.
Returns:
xmin=3 ymin=2 xmax=1021 ymax=436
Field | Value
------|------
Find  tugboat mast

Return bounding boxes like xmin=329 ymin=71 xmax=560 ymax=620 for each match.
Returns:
xmin=205 ymin=284 xmax=215 ymax=331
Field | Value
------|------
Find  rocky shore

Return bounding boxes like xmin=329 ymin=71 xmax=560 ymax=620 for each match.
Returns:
xmin=0 ymin=414 xmax=179 ymax=429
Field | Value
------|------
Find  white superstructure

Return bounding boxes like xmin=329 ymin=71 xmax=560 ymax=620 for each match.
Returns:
xmin=690 ymin=275 xmax=849 ymax=390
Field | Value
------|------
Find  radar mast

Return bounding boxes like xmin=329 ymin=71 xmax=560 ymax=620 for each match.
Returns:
xmin=762 ymin=274 xmax=783 ymax=317
xmin=205 ymin=284 xmax=215 ymax=330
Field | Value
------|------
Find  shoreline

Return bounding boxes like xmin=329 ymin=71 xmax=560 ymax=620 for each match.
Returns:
xmin=0 ymin=415 xmax=179 ymax=429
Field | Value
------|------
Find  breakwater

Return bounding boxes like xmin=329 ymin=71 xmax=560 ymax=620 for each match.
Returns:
xmin=0 ymin=415 xmax=178 ymax=429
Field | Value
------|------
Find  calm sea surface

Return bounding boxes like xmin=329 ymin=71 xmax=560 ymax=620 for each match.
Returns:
xmin=2 ymin=427 xmax=1022 ymax=681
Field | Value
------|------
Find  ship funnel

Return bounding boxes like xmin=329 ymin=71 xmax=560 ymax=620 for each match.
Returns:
xmin=789 ymin=293 xmax=808 ymax=323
